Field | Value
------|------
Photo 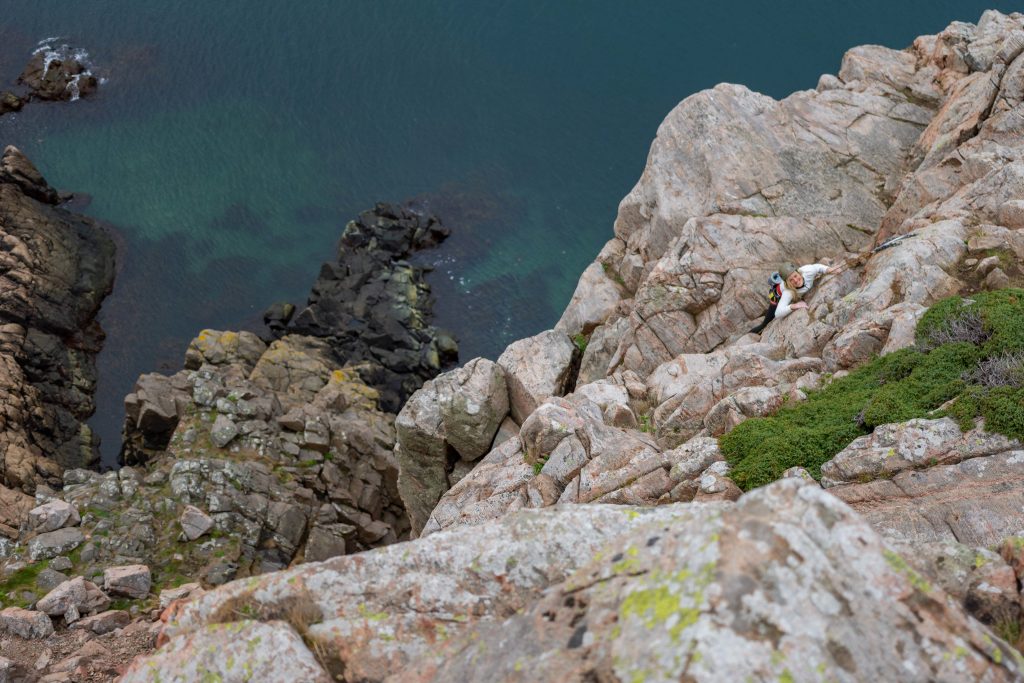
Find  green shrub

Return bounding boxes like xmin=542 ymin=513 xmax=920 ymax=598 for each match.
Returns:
xmin=721 ymin=288 xmax=1024 ymax=491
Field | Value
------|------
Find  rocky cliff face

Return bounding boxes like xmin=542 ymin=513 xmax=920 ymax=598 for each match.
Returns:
xmin=0 ymin=146 xmax=115 ymax=493
xmin=49 ymin=9 xmax=1024 ymax=682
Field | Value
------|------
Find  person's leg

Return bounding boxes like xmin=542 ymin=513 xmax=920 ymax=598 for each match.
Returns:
xmin=750 ymin=305 xmax=776 ymax=334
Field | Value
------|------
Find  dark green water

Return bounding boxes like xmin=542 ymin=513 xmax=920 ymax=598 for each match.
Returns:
xmin=0 ymin=1 xmax=1011 ymax=465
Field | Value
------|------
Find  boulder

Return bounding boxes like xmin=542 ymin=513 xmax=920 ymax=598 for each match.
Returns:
xmin=831 ymin=446 xmax=1024 ymax=548
xmin=159 ymin=583 xmax=204 ymax=610
xmin=185 ymin=330 xmax=267 ymax=372
xmin=27 ymin=499 xmax=80 ymax=533
xmin=71 ymin=609 xmax=130 ymax=635
xmin=395 ymin=357 xmax=509 ymax=535
xmin=554 ymin=261 xmax=623 ymax=336
xmin=103 ymin=565 xmax=151 ymax=599
xmin=412 ymin=481 xmax=1021 ymax=682
xmin=0 ymin=607 xmax=53 ymax=639
xmin=36 ymin=576 xmax=88 ymax=616
xmin=497 ymin=329 xmax=577 ymax=423
xmin=28 ymin=527 xmax=84 ymax=561
xmin=179 ymin=505 xmax=214 ymax=541
xmin=146 ymin=481 xmax=1022 ymax=682
xmin=146 ymin=504 xmax=699 ymax=682
xmin=209 ymin=414 xmax=239 ymax=449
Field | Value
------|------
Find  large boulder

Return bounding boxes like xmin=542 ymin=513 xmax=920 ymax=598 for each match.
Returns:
xmin=497 ymin=329 xmax=578 ymax=423
xmin=0 ymin=607 xmax=53 ymax=639
xmin=554 ymin=261 xmax=624 ymax=337
xmin=27 ymin=499 xmax=80 ymax=533
xmin=395 ymin=357 xmax=509 ymax=535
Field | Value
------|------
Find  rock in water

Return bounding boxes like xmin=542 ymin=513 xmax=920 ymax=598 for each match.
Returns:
xmin=284 ymin=202 xmax=458 ymax=411
xmin=0 ymin=146 xmax=115 ymax=492
xmin=18 ymin=43 xmax=98 ymax=101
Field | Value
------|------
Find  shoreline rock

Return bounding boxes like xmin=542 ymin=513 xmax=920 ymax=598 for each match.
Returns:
xmin=281 ymin=202 xmax=459 ymax=412
xmin=0 ymin=145 xmax=115 ymax=493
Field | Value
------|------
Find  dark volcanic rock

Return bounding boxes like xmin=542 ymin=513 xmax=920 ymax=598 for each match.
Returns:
xmin=284 ymin=202 xmax=458 ymax=411
xmin=18 ymin=45 xmax=98 ymax=102
xmin=0 ymin=146 xmax=115 ymax=492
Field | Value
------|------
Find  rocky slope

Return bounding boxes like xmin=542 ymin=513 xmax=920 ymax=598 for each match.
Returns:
xmin=0 ymin=175 xmax=462 ymax=675
xmin=117 ymin=9 xmax=1024 ymax=682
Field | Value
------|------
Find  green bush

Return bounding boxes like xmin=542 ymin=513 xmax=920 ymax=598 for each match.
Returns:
xmin=721 ymin=288 xmax=1024 ymax=491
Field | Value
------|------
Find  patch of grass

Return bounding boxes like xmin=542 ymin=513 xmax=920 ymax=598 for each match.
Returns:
xmin=721 ymin=289 xmax=1024 ymax=490
xmin=639 ymin=413 xmax=652 ymax=433
xmin=0 ymin=560 xmax=49 ymax=606
xmin=601 ymin=261 xmax=626 ymax=287
xmin=572 ymin=333 xmax=588 ymax=355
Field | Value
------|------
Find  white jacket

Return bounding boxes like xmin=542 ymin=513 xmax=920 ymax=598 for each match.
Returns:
xmin=775 ymin=264 xmax=829 ymax=319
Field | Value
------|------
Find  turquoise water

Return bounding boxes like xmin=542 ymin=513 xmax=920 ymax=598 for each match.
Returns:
xmin=0 ymin=1 xmax=1011 ymax=465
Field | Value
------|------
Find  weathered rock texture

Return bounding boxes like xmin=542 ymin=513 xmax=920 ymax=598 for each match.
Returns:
xmin=0 ymin=146 xmax=115 ymax=493
xmin=284 ymin=202 xmax=458 ymax=411
xmin=827 ymin=418 xmax=1024 ymax=547
xmin=83 ymin=330 xmax=407 ymax=586
xmin=137 ymin=480 xmax=1023 ymax=682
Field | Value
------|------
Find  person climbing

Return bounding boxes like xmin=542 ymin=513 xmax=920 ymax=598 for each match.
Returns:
xmin=750 ymin=262 xmax=839 ymax=335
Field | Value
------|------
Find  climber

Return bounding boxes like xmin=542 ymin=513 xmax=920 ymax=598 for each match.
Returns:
xmin=750 ymin=262 xmax=840 ymax=335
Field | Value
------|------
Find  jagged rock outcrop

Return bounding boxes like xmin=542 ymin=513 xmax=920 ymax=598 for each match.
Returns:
xmin=54 ymin=330 xmax=410 ymax=587
xmin=283 ymin=202 xmax=458 ymax=411
xmin=0 ymin=146 xmax=115 ymax=493
xmin=395 ymin=357 xmax=508 ymax=534
xmin=134 ymin=480 xmax=1024 ymax=682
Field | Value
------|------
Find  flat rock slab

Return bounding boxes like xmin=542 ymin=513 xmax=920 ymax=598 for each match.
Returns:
xmin=27 ymin=527 xmax=84 ymax=561
xmin=832 ymin=449 xmax=1024 ymax=547
xmin=104 ymin=565 xmax=151 ymax=599
xmin=179 ymin=505 xmax=214 ymax=541
xmin=71 ymin=609 xmax=130 ymax=635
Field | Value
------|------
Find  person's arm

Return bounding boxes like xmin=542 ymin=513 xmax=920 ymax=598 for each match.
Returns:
xmin=807 ymin=263 xmax=832 ymax=277
xmin=774 ymin=288 xmax=795 ymax=318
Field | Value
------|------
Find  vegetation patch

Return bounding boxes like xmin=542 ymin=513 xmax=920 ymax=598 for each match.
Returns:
xmin=721 ymin=289 xmax=1024 ymax=490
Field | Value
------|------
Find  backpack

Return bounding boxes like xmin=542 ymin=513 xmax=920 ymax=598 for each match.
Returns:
xmin=767 ymin=272 xmax=784 ymax=305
